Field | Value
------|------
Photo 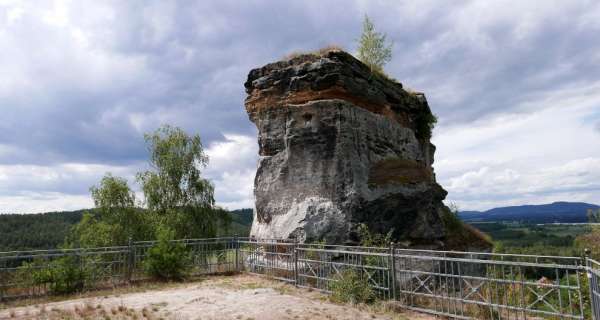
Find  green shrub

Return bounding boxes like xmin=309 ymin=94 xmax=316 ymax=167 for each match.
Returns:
xmin=330 ymin=269 xmax=375 ymax=304
xmin=575 ymin=226 xmax=600 ymax=260
xmin=144 ymin=227 xmax=190 ymax=280
xmin=19 ymin=256 xmax=88 ymax=295
xmin=48 ymin=256 xmax=87 ymax=294
xmin=357 ymin=223 xmax=392 ymax=248
xmin=415 ymin=110 xmax=437 ymax=140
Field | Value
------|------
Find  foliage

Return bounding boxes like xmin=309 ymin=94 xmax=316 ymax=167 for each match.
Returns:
xmin=357 ymin=223 xmax=392 ymax=248
xmin=442 ymin=204 xmax=492 ymax=251
xmin=144 ymin=227 xmax=190 ymax=281
xmin=69 ymin=174 xmax=152 ymax=247
xmin=18 ymin=256 xmax=90 ymax=295
xmin=0 ymin=208 xmax=250 ymax=251
xmin=90 ymin=173 xmax=136 ymax=212
xmin=305 ymin=240 xmax=326 ymax=261
xmin=587 ymin=208 xmax=600 ymax=223
xmin=575 ymin=226 xmax=600 ymax=260
xmin=330 ymin=269 xmax=375 ymax=304
xmin=67 ymin=212 xmax=120 ymax=248
xmin=415 ymin=110 xmax=437 ymax=140
xmin=137 ymin=125 xmax=229 ymax=239
xmin=357 ymin=15 xmax=393 ymax=74
xmin=0 ymin=210 xmax=84 ymax=251
xmin=219 ymin=208 xmax=252 ymax=237
xmin=473 ymin=221 xmax=592 ymax=256
xmin=441 ymin=203 xmax=463 ymax=232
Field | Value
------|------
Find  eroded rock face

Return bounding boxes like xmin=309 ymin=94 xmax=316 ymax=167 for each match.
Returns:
xmin=245 ymin=51 xmax=449 ymax=245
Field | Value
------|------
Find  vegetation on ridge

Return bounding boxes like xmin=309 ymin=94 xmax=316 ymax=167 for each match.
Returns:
xmin=357 ymin=15 xmax=393 ymax=75
xmin=0 ymin=208 xmax=252 ymax=251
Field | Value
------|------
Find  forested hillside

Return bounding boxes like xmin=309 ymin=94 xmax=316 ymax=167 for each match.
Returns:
xmin=0 ymin=208 xmax=253 ymax=251
xmin=459 ymin=201 xmax=600 ymax=223
xmin=0 ymin=210 xmax=86 ymax=251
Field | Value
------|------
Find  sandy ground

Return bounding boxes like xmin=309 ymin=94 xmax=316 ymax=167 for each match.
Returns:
xmin=0 ymin=274 xmax=435 ymax=320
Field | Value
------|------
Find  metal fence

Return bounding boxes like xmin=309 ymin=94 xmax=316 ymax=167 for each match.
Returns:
xmin=588 ymin=258 xmax=600 ymax=320
xmin=1 ymin=237 xmax=599 ymax=319
xmin=0 ymin=238 xmax=237 ymax=300
xmin=394 ymin=248 xmax=586 ymax=319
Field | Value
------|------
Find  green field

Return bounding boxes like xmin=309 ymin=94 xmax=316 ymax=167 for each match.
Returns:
xmin=470 ymin=222 xmax=592 ymax=256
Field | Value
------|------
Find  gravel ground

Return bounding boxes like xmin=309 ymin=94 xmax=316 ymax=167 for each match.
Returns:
xmin=0 ymin=274 xmax=435 ymax=320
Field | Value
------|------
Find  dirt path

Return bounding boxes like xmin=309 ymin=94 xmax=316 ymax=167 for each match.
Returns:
xmin=0 ymin=274 xmax=435 ymax=320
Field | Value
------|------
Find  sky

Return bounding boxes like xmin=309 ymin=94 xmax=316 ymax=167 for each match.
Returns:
xmin=1 ymin=0 xmax=599 ymax=213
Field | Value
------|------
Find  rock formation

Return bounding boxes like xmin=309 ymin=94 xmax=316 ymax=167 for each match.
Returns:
xmin=244 ymin=50 xmax=477 ymax=248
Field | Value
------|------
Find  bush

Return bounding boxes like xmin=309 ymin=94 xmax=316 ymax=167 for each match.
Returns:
xmin=357 ymin=223 xmax=392 ymax=248
xmin=48 ymin=256 xmax=87 ymax=294
xmin=144 ymin=227 xmax=190 ymax=280
xmin=19 ymin=256 xmax=88 ymax=295
xmin=415 ymin=110 xmax=437 ymax=140
xmin=575 ymin=226 xmax=600 ymax=260
xmin=330 ymin=269 xmax=375 ymax=304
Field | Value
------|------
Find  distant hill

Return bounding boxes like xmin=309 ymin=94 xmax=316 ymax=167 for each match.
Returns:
xmin=0 ymin=208 xmax=254 ymax=251
xmin=0 ymin=210 xmax=87 ymax=251
xmin=222 ymin=208 xmax=253 ymax=236
xmin=459 ymin=201 xmax=600 ymax=223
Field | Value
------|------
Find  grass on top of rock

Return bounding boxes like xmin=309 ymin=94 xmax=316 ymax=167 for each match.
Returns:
xmin=282 ymin=45 xmax=345 ymax=61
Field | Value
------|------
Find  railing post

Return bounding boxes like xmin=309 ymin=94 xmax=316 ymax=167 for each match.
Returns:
xmin=234 ymin=235 xmax=239 ymax=272
xmin=127 ymin=237 xmax=133 ymax=283
xmin=390 ymin=242 xmax=397 ymax=301
xmin=294 ymin=238 xmax=299 ymax=287
xmin=585 ymin=248 xmax=597 ymax=320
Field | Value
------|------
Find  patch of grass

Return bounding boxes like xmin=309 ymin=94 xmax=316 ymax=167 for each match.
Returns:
xmin=7 ymin=303 xmax=159 ymax=320
xmin=282 ymin=45 xmax=344 ymax=61
xmin=0 ymin=278 xmax=197 ymax=310
xmin=368 ymin=157 xmax=432 ymax=187
xmin=238 ymin=282 xmax=263 ymax=290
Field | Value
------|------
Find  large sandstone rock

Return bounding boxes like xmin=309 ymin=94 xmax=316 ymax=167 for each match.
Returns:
xmin=244 ymin=51 xmax=450 ymax=246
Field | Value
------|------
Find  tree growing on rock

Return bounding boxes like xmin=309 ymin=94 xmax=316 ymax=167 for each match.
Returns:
xmin=357 ymin=14 xmax=393 ymax=74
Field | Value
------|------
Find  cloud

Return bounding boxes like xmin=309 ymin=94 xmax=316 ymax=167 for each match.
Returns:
xmin=1 ymin=0 xmax=600 ymax=212
xmin=0 ymin=192 xmax=93 ymax=214
xmin=434 ymin=93 xmax=600 ymax=210
xmin=205 ymin=134 xmax=257 ymax=210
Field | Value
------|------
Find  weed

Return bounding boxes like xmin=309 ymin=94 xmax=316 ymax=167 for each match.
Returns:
xmin=329 ymin=269 xmax=375 ymax=304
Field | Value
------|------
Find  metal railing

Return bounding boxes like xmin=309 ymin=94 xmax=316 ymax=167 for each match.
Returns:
xmin=394 ymin=249 xmax=586 ymax=319
xmin=588 ymin=258 xmax=600 ymax=320
xmin=1 ymin=237 xmax=599 ymax=319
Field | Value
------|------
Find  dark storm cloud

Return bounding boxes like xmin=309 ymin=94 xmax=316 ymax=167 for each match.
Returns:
xmin=0 ymin=0 xmax=367 ymax=166
xmin=4 ymin=1 xmax=597 ymax=165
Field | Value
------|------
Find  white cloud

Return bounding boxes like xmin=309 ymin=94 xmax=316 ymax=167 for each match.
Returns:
xmin=434 ymin=89 xmax=600 ymax=210
xmin=205 ymin=134 xmax=257 ymax=210
xmin=0 ymin=162 xmax=139 ymax=213
xmin=0 ymin=192 xmax=92 ymax=214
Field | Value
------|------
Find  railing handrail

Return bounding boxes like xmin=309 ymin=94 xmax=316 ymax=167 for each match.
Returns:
xmin=394 ymin=247 xmax=583 ymax=261
xmin=1 ymin=236 xmax=598 ymax=319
